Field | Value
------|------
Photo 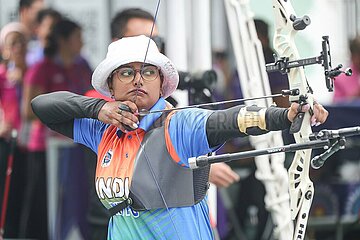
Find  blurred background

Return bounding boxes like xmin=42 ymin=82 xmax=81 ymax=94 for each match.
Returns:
xmin=0 ymin=0 xmax=359 ymax=240
xmin=1 ymin=0 xmax=358 ymax=104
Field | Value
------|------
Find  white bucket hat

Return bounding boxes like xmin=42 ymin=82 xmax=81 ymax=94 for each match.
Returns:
xmin=92 ymin=35 xmax=179 ymax=98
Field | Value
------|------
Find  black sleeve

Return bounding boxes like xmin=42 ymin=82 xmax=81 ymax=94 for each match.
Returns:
xmin=31 ymin=91 xmax=107 ymax=139
xmin=265 ymin=106 xmax=292 ymax=131
xmin=206 ymin=105 xmax=291 ymax=148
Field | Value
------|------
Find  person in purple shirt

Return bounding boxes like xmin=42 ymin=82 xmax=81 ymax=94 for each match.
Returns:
xmin=19 ymin=18 xmax=92 ymax=240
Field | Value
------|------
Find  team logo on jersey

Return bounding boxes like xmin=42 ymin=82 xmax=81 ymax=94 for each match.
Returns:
xmin=101 ymin=149 xmax=113 ymax=167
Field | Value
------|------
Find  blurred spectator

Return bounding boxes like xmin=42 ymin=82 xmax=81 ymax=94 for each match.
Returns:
xmin=18 ymin=0 xmax=45 ymax=66
xmin=0 ymin=21 xmax=28 ymax=238
xmin=0 ymin=22 xmax=28 ymax=101
xmin=111 ymin=8 xmax=159 ymax=41
xmin=333 ymin=36 xmax=360 ymax=103
xmin=27 ymin=8 xmax=62 ymax=66
xmin=19 ymin=18 xmax=92 ymax=240
xmin=18 ymin=0 xmax=45 ymax=37
xmin=19 ymin=8 xmax=62 ymax=151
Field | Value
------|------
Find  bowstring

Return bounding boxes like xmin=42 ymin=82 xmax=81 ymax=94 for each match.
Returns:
xmin=132 ymin=0 xmax=182 ymax=239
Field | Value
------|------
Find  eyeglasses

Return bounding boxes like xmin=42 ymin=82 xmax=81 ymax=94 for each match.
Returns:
xmin=112 ymin=65 xmax=160 ymax=83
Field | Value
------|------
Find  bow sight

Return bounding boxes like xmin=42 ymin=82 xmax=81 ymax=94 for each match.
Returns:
xmin=266 ymin=36 xmax=352 ymax=92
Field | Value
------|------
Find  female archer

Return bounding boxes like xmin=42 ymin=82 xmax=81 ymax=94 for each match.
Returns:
xmin=31 ymin=35 xmax=328 ymax=239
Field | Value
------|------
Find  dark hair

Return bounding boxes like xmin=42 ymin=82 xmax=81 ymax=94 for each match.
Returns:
xmin=19 ymin=0 xmax=39 ymax=12
xmin=36 ymin=8 xmax=62 ymax=24
xmin=19 ymin=0 xmax=34 ymax=8
xmin=349 ymin=36 xmax=360 ymax=56
xmin=111 ymin=8 xmax=154 ymax=39
xmin=254 ymin=19 xmax=269 ymax=39
xmin=44 ymin=18 xmax=81 ymax=57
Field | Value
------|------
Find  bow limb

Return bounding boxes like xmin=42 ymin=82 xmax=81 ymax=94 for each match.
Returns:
xmin=272 ymin=1 xmax=314 ymax=239
xmin=224 ymin=0 xmax=294 ymax=238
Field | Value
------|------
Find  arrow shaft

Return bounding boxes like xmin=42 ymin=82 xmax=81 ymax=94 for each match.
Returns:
xmin=139 ymin=89 xmax=297 ymax=116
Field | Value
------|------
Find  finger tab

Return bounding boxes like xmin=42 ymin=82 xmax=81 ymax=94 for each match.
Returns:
xmin=119 ymin=104 xmax=132 ymax=113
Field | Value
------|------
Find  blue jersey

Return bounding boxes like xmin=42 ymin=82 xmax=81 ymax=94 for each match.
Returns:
xmin=73 ymin=98 xmax=216 ymax=240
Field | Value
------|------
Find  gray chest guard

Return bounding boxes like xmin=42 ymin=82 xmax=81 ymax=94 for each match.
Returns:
xmin=109 ymin=117 xmax=210 ymax=216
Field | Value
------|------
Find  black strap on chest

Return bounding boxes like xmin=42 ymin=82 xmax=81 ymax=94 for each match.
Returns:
xmin=108 ymin=198 xmax=133 ymax=216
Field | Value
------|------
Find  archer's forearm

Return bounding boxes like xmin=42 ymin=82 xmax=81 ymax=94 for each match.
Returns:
xmin=31 ymin=91 xmax=107 ymax=138
xmin=206 ymin=105 xmax=291 ymax=148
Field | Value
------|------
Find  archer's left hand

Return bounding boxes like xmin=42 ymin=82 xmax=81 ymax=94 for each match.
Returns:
xmin=288 ymin=102 xmax=328 ymax=126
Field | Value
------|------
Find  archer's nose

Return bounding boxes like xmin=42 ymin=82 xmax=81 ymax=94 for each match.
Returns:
xmin=133 ymin=72 xmax=143 ymax=87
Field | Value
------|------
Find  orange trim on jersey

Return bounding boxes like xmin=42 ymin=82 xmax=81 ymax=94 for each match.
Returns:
xmin=164 ymin=111 xmax=181 ymax=163
xmin=96 ymin=125 xmax=145 ymax=186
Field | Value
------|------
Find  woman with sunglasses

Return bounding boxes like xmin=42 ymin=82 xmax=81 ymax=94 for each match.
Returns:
xmin=31 ymin=35 xmax=328 ymax=240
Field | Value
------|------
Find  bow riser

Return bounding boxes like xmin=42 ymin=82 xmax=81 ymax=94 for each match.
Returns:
xmin=272 ymin=1 xmax=314 ymax=239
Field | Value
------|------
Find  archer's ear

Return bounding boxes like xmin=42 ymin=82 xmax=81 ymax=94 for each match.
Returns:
xmin=108 ymin=86 xmax=113 ymax=96
xmin=108 ymin=78 xmax=114 ymax=96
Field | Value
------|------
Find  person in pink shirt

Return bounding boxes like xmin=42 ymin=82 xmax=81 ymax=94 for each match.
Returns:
xmin=0 ymin=22 xmax=28 ymax=135
xmin=333 ymin=36 xmax=360 ymax=103
xmin=20 ymin=18 xmax=92 ymax=240
xmin=0 ymin=22 xmax=28 ymax=238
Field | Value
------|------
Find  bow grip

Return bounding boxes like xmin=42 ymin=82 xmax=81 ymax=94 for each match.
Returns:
xmin=289 ymin=95 xmax=311 ymax=134
xmin=289 ymin=112 xmax=304 ymax=134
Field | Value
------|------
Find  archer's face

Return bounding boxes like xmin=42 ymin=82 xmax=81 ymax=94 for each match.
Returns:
xmin=109 ymin=62 xmax=163 ymax=111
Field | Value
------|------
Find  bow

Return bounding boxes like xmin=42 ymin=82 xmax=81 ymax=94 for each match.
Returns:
xmin=220 ymin=1 xmax=350 ymax=239
xmin=270 ymin=2 xmax=314 ymax=239
xmin=270 ymin=1 xmax=350 ymax=239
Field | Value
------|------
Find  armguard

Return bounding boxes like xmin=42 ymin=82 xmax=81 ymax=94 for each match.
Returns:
xmin=206 ymin=105 xmax=290 ymax=148
xmin=237 ymin=106 xmax=267 ymax=134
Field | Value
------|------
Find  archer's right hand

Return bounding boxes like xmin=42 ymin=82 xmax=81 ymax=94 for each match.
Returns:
xmin=98 ymin=101 xmax=139 ymax=132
